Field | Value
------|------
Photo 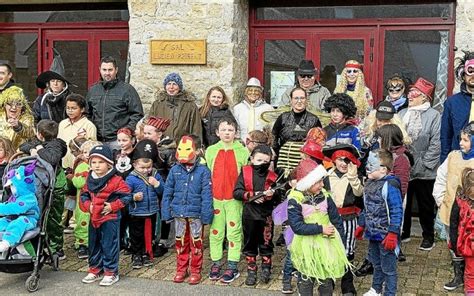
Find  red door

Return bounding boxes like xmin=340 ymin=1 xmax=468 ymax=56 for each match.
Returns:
xmin=42 ymin=29 xmax=129 ymax=97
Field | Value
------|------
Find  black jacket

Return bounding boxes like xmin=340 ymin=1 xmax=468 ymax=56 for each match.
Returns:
xmin=32 ymin=89 xmax=71 ymax=125
xmin=19 ymin=138 xmax=67 ymax=168
xmin=202 ymin=106 xmax=235 ymax=147
xmin=86 ymin=79 xmax=143 ymax=142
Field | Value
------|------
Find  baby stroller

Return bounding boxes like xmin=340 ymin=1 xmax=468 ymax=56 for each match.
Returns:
xmin=0 ymin=154 xmax=59 ymax=292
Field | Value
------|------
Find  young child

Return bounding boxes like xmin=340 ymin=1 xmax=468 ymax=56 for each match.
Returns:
xmin=323 ymin=93 xmax=361 ymax=150
xmin=245 ymin=128 xmax=276 ymax=170
xmin=323 ymin=144 xmax=363 ymax=295
xmin=355 ymin=149 xmax=403 ymax=296
xmin=449 ymin=168 xmax=474 ymax=295
xmin=205 ymin=117 xmax=250 ymax=283
xmin=200 ymin=86 xmax=236 ymax=147
xmin=287 ymin=158 xmax=349 ymax=295
xmin=0 ymin=162 xmax=39 ymax=252
xmin=162 ymin=135 xmax=213 ymax=285
xmin=234 ymin=145 xmax=280 ymax=286
xmin=0 ymin=137 xmax=15 ymax=192
xmin=72 ymin=139 xmax=101 ymax=259
xmin=19 ymin=119 xmax=67 ymax=259
xmin=135 ymin=117 xmax=146 ymax=142
xmin=126 ymin=139 xmax=163 ymax=269
xmin=80 ymin=145 xmax=132 ymax=286
xmin=434 ymin=121 xmax=474 ymax=291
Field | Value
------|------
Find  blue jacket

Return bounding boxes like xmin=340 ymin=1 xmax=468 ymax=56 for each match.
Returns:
xmin=358 ymin=175 xmax=403 ymax=241
xmin=324 ymin=123 xmax=361 ymax=150
xmin=126 ymin=169 xmax=163 ymax=216
xmin=161 ymin=159 xmax=214 ymax=224
xmin=441 ymin=84 xmax=471 ymax=162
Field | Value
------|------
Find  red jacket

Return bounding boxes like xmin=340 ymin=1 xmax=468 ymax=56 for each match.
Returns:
xmin=391 ymin=145 xmax=411 ymax=199
xmin=80 ymin=172 xmax=131 ymax=228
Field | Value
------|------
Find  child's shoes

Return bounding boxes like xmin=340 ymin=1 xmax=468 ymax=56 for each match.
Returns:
xmin=245 ymin=269 xmax=257 ymax=286
xmin=0 ymin=241 xmax=10 ymax=252
xmin=220 ymin=268 xmax=240 ymax=283
xmin=188 ymin=273 xmax=201 ymax=285
xmin=142 ymin=254 xmax=153 ymax=267
xmin=260 ymin=266 xmax=271 ymax=284
xmin=363 ymin=287 xmax=382 ymax=296
xmin=209 ymin=264 xmax=221 ymax=280
xmin=131 ymin=255 xmax=143 ymax=269
xmin=173 ymin=271 xmax=187 ymax=283
xmin=99 ymin=274 xmax=120 ymax=286
xmin=281 ymin=279 xmax=294 ymax=294
xmin=82 ymin=272 xmax=103 ymax=284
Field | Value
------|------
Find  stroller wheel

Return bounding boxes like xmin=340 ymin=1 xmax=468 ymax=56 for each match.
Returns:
xmin=25 ymin=275 xmax=40 ymax=292
xmin=51 ymin=253 xmax=59 ymax=271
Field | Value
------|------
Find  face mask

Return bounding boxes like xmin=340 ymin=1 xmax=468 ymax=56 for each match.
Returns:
xmin=253 ymin=162 xmax=271 ymax=174
xmin=366 ymin=151 xmax=383 ymax=174
xmin=175 ymin=136 xmax=197 ymax=164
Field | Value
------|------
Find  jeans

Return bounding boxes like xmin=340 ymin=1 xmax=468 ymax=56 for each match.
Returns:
xmin=282 ymin=250 xmax=294 ymax=281
xmin=368 ymin=240 xmax=398 ymax=296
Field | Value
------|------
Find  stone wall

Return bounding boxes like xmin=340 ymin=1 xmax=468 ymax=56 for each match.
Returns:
xmin=128 ymin=0 xmax=249 ymax=111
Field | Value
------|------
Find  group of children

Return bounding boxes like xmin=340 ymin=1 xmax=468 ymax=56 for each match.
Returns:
xmin=0 ymin=85 xmax=472 ymax=296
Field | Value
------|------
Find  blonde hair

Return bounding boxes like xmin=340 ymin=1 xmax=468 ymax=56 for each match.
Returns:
xmin=362 ymin=110 xmax=411 ymax=145
xmin=0 ymin=86 xmax=32 ymax=114
xmin=199 ymin=86 xmax=231 ymax=118
xmin=0 ymin=136 xmax=14 ymax=162
xmin=334 ymin=60 xmax=369 ymax=118
xmin=80 ymin=140 xmax=102 ymax=154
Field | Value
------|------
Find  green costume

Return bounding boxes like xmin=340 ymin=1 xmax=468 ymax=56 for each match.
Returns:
xmin=72 ymin=161 xmax=90 ymax=248
xmin=48 ymin=169 xmax=66 ymax=253
xmin=205 ymin=140 xmax=249 ymax=263
xmin=289 ymin=190 xmax=350 ymax=281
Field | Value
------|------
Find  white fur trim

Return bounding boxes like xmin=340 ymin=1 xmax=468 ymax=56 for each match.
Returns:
xmin=295 ymin=165 xmax=327 ymax=191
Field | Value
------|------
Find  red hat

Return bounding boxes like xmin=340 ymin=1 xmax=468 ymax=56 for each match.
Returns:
xmin=409 ymin=77 xmax=435 ymax=101
xmin=295 ymin=159 xmax=327 ymax=191
xmin=145 ymin=116 xmax=171 ymax=132
xmin=323 ymin=144 xmax=361 ymax=167
xmin=301 ymin=140 xmax=327 ymax=162
xmin=305 ymin=127 xmax=327 ymax=146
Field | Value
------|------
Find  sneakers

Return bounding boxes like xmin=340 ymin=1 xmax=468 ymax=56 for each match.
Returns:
xmin=55 ymin=249 xmax=66 ymax=260
xmin=281 ymin=279 xmax=294 ymax=294
xmin=419 ymin=239 xmax=435 ymax=251
xmin=82 ymin=273 xmax=103 ymax=284
xmin=260 ymin=266 xmax=271 ymax=284
xmin=245 ymin=269 xmax=257 ymax=286
xmin=99 ymin=274 xmax=120 ymax=286
xmin=354 ymin=258 xmax=373 ymax=277
xmin=132 ymin=255 xmax=143 ymax=269
xmin=142 ymin=254 xmax=153 ymax=267
xmin=77 ymin=245 xmax=88 ymax=259
xmin=209 ymin=264 xmax=221 ymax=280
xmin=220 ymin=269 xmax=240 ymax=283
xmin=363 ymin=287 xmax=382 ymax=296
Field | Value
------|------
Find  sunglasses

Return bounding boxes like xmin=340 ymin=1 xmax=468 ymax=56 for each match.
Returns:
xmin=346 ymin=69 xmax=359 ymax=74
xmin=300 ymin=74 xmax=314 ymax=79
xmin=6 ymin=102 xmax=23 ymax=108
xmin=388 ymin=87 xmax=403 ymax=93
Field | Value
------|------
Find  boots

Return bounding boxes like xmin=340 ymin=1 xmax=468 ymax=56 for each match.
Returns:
xmin=355 ymin=258 xmax=373 ymax=277
xmin=245 ymin=256 xmax=257 ymax=286
xmin=297 ymin=276 xmax=315 ymax=296
xmin=261 ymin=256 xmax=272 ymax=284
xmin=444 ymin=260 xmax=464 ymax=291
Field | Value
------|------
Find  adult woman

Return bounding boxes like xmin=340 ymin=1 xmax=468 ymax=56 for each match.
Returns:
xmin=384 ymin=74 xmax=409 ymax=113
xmin=272 ymin=87 xmax=321 ymax=176
xmin=0 ymin=86 xmax=34 ymax=150
xmin=399 ymin=77 xmax=440 ymax=251
xmin=334 ymin=60 xmax=373 ymax=122
xmin=149 ymin=72 xmax=202 ymax=142
xmin=33 ymin=70 xmax=72 ymax=124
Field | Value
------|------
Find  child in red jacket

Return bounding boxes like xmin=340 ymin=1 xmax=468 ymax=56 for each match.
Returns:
xmin=80 ymin=145 xmax=132 ymax=286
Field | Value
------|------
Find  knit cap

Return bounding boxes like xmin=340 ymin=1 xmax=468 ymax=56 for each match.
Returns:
xmin=89 ymin=145 xmax=114 ymax=165
xmin=163 ymin=72 xmax=183 ymax=91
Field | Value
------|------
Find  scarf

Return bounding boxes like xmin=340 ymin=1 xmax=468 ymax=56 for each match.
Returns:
xmin=386 ymin=95 xmax=407 ymax=111
xmin=402 ymin=102 xmax=430 ymax=141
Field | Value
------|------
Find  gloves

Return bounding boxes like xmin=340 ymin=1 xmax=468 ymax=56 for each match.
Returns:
xmin=382 ymin=232 xmax=398 ymax=251
xmin=355 ymin=226 xmax=364 ymax=240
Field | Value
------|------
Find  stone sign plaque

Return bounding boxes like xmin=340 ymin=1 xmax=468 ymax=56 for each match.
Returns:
xmin=150 ymin=40 xmax=206 ymax=65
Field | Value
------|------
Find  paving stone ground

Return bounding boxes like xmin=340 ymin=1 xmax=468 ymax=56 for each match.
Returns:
xmin=60 ymin=228 xmax=463 ymax=295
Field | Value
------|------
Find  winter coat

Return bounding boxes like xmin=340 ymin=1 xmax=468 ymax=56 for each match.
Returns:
xmin=126 ymin=169 xmax=163 ymax=216
xmin=86 ymin=79 xmax=144 ymax=142
xmin=358 ymin=175 xmax=403 ymax=241
xmin=390 ymin=145 xmax=412 ymax=199
xmin=202 ymin=106 xmax=235 ymax=147
xmin=324 ymin=122 xmax=361 ymax=150
xmin=32 ymin=89 xmax=71 ymax=124
xmin=19 ymin=138 xmax=67 ymax=168
xmin=282 ymin=82 xmax=331 ymax=111
xmin=80 ymin=169 xmax=132 ymax=228
xmin=399 ymin=107 xmax=441 ymax=180
xmin=161 ymin=159 xmax=213 ymax=225
xmin=440 ymin=83 xmax=472 ymax=163
xmin=0 ymin=109 xmax=34 ymax=151
xmin=233 ymin=99 xmax=274 ymax=141
xmin=149 ymin=90 xmax=202 ymax=143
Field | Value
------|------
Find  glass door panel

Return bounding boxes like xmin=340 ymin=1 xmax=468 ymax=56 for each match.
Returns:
xmin=52 ymin=40 xmax=88 ymax=96
xmin=100 ymin=40 xmax=129 ymax=82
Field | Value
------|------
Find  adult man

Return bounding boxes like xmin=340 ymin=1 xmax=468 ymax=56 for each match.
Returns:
xmin=441 ymin=50 xmax=474 ymax=162
xmin=281 ymin=60 xmax=331 ymax=112
xmin=233 ymin=77 xmax=273 ymax=141
xmin=86 ymin=56 xmax=143 ymax=150
xmin=0 ymin=63 xmax=15 ymax=95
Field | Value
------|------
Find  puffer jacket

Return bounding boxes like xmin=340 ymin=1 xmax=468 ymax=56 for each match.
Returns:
xmin=358 ymin=175 xmax=403 ymax=241
xmin=161 ymin=159 xmax=213 ymax=225
xmin=324 ymin=122 xmax=361 ymax=150
xmin=32 ymin=89 xmax=71 ymax=124
xmin=202 ymin=105 xmax=235 ymax=147
xmin=126 ymin=169 xmax=164 ymax=216
xmin=399 ymin=107 xmax=441 ymax=180
xmin=282 ymin=82 xmax=331 ymax=111
xmin=149 ymin=90 xmax=202 ymax=143
xmin=86 ymin=79 xmax=144 ymax=142
xmin=440 ymin=83 xmax=472 ymax=162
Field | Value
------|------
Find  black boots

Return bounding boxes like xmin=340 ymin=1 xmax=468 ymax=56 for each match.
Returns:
xmin=355 ymin=258 xmax=373 ymax=277
xmin=444 ymin=260 xmax=464 ymax=291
